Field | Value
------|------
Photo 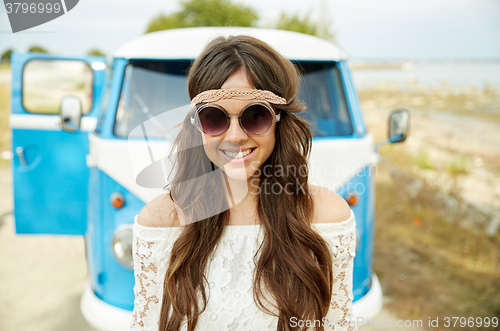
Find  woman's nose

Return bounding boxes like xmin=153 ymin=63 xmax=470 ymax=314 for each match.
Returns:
xmin=224 ymin=117 xmax=248 ymax=144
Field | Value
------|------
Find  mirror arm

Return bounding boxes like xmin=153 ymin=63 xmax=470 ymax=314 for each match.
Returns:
xmin=374 ymin=139 xmax=390 ymax=153
xmin=61 ymin=118 xmax=81 ymax=132
xmin=374 ymin=134 xmax=404 ymax=153
xmin=59 ymin=95 xmax=83 ymax=132
xmin=389 ymin=134 xmax=404 ymax=143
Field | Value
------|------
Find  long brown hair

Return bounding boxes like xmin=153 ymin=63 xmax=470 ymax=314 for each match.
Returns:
xmin=159 ymin=35 xmax=333 ymax=331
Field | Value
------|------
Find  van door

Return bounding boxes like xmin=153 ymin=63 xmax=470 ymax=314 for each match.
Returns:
xmin=10 ymin=52 xmax=106 ymax=235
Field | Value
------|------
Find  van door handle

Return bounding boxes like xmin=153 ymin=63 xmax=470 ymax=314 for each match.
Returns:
xmin=15 ymin=146 xmax=28 ymax=167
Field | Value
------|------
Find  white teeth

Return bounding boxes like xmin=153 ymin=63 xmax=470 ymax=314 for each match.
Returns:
xmin=222 ymin=148 xmax=254 ymax=159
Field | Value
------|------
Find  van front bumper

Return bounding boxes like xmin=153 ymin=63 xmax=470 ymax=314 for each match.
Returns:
xmin=352 ymin=273 xmax=383 ymax=321
xmin=81 ymin=284 xmax=132 ymax=331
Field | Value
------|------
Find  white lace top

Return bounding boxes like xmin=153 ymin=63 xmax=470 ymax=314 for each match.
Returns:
xmin=130 ymin=210 xmax=358 ymax=331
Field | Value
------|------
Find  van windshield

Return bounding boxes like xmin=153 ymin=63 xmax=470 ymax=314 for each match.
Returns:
xmin=114 ymin=60 xmax=353 ymax=138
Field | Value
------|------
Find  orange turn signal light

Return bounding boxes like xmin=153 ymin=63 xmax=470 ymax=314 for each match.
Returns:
xmin=110 ymin=192 xmax=125 ymax=209
xmin=346 ymin=193 xmax=358 ymax=206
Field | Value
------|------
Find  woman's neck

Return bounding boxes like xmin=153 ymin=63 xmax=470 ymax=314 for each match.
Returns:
xmin=225 ymin=175 xmax=260 ymax=225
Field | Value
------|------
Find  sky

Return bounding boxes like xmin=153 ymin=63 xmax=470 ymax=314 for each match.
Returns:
xmin=0 ymin=0 xmax=499 ymax=60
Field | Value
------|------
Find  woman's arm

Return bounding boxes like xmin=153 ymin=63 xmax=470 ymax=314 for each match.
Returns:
xmin=130 ymin=226 xmax=165 ymax=330
xmin=323 ymin=224 xmax=357 ymax=331
xmin=309 ymin=185 xmax=358 ymax=330
xmin=130 ymin=194 xmax=183 ymax=330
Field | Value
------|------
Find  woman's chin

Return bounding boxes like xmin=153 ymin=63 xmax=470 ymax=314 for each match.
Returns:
xmin=223 ymin=169 xmax=251 ymax=181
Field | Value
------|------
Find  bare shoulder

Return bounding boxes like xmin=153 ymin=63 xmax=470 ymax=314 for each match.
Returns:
xmin=137 ymin=192 xmax=181 ymax=228
xmin=309 ymin=184 xmax=351 ymax=224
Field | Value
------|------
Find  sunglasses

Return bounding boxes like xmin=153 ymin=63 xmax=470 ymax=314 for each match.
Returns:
xmin=190 ymin=101 xmax=281 ymax=136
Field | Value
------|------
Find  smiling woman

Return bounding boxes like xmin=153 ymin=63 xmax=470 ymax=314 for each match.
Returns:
xmin=196 ymin=68 xmax=281 ymax=182
xmin=131 ymin=34 xmax=357 ymax=331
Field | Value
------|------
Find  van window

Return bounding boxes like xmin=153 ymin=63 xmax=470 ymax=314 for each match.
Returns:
xmin=114 ymin=60 xmax=191 ymax=138
xmin=296 ymin=62 xmax=353 ymax=137
xmin=23 ymin=59 xmax=93 ymax=114
xmin=114 ymin=61 xmax=352 ymax=138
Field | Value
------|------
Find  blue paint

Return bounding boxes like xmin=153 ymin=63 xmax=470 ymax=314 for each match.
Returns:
xmin=12 ymin=129 xmax=90 ymax=234
xmin=89 ymin=170 xmax=144 ymax=310
xmin=11 ymin=52 xmax=106 ymax=116
xmin=339 ymin=61 xmax=367 ymax=137
xmin=11 ymin=52 xmax=105 ymax=235
xmin=98 ymin=59 xmax=128 ymax=140
xmin=336 ymin=166 xmax=375 ymax=301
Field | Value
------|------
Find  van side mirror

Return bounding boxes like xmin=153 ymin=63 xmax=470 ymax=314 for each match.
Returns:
xmin=388 ymin=109 xmax=410 ymax=143
xmin=60 ymin=96 xmax=82 ymax=132
xmin=374 ymin=108 xmax=410 ymax=152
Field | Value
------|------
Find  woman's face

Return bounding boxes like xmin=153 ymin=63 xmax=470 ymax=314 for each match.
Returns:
xmin=199 ymin=67 xmax=277 ymax=181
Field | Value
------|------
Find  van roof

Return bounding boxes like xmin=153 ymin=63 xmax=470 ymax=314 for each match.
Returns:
xmin=114 ymin=27 xmax=347 ymax=61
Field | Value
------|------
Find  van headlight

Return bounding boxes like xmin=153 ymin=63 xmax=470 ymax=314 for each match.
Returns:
xmin=112 ymin=224 xmax=134 ymax=270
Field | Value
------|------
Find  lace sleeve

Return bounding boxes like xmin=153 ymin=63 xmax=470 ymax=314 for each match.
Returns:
xmin=312 ymin=210 xmax=358 ymax=331
xmin=130 ymin=216 xmax=183 ymax=331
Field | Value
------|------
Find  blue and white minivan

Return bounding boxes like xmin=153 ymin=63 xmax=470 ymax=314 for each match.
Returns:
xmin=10 ymin=27 xmax=409 ymax=331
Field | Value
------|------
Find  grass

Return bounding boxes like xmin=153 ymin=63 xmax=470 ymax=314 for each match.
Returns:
xmin=358 ymin=81 xmax=500 ymax=330
xmin=446 ymin=155 xmax=469 ymax=177
xmin=412 ymin=150 xmax=435 ymax=171
xmin=373 ymin=156 xmax=500 ymax=330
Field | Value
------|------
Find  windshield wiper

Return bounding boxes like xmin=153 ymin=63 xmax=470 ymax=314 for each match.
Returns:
xmin=133 ymin=93 xmax=172 ymax=141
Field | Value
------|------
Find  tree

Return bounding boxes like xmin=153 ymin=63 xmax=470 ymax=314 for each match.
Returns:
xmin=275 ymin=12 xmax=336 ymax=43
xmin=1 ymin=49 xmax=13 ymax=63
xmin=145 ymin=0 xmax=258 ymax=33
xmin=28 ymin=45 xmax=49 ymax=53
xmin=276 ymin=12 xmax=317 ymax=37
xmin=87 ymin=49 xmax=106 ymax=57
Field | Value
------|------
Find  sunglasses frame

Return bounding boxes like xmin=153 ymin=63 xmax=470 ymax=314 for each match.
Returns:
xmin=190 ymin=101 xmax=281 ymax=136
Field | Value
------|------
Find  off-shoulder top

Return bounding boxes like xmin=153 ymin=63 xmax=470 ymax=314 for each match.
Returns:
xmin=130 ymin=210 xmax=358 ymax=331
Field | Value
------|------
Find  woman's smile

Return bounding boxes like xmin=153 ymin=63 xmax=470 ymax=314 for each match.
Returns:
xmin=218 ymin=147 xmax=256 ymax=163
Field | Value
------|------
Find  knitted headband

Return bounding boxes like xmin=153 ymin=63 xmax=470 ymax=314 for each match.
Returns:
xmin=190 ymin=88 xmax=288 ymax=109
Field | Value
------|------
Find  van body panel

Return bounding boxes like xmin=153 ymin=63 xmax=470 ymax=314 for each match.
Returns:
xmin=89 ymin=134 xmax=377 ymax=204
xmin=339 ymin=61 xmax=367 ymax=137
xmin=337 ymin=166 xmax=375 ymax=300
xmin=114 ymin=27 xmax=347 ymax=61
xmin=98 ymin=59 xmax=128 ymax=140
xmin=94 ymin=170 xmax=141 ymax=310
xmin=10 ymin=52 xmax=106 ymax=235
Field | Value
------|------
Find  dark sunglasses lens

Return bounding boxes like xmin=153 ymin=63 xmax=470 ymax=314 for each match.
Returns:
xmin=198 ymin=106 xmax=227 ymax=135
xmin=241 ymin=105 xmax=273 ymax=134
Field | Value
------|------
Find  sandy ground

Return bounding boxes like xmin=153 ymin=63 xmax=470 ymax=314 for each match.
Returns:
xmin=0 ymin=167 xmax=97 ymax=331
xmin=362 ymin=103 xmax=500 ymax=235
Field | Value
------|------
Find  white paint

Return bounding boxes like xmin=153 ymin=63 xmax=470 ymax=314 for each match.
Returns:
xmin=88 ymin=134 xmax=166 ymax=203
xmin=352 ymin=273 xmax=384 ymax=322
xmin=86 ymin=153 xmax=96 ymax=167
xmin=114 ymin=27 xmax=347 ymax=61
xmin=10 ymin=114 xmax=97 ymax=132
xmin=91 ymin=62 xmax=106 ymax=70
xmin=309 ymin=134 xmax=379 ymax=192
xmin=89 ymin=132 xmax=378 ymax=204
xmin=80 ymin=283 xmax=132 ymax=331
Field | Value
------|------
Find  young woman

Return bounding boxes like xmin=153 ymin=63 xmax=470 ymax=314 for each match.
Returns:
xmin=130 ymin=34 xmax=357 ymax=331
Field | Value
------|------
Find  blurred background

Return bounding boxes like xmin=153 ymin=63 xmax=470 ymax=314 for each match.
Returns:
xmin=1 ymin=0 xmax=499 ymax=330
